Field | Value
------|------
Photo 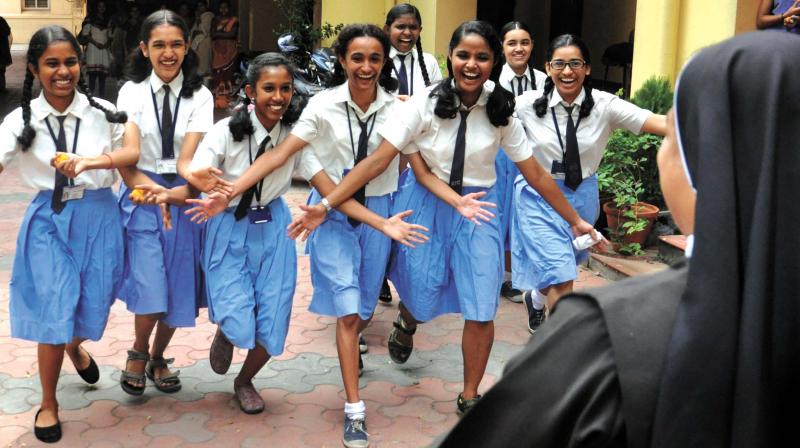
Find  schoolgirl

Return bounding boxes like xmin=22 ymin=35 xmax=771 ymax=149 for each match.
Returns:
xmin=384 ymin=3 xmax=443 ymax=98
xmin=292 ymin=20 xmax=595 ymax=417
xmin=0 ymin=26 xmax=135 ymax=443
xmin=114 ymin=10 xmax=214 ymax=397
xmin=513 ymin=34 xmax=665 ymax=332
xmin=494 ymin=21 xmax=547 ymax=303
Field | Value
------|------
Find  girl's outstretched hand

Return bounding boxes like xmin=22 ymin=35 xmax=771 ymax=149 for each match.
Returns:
xmin=129 ymin=183 xmax=169 ymax=205
xmin=187 ymin=166 xmax=234 ymax=196
xmin=380 ymin=210 xmax=429 ymax=248
xmin=51 ymin=152 xmax=89 ymax=178
xmin=287 ymin=203 xmax=327 ymax=241
xmin=454 ymin=191 xmax=496 ymax=225
xmin=184 ymin=191 xmax=230 ymax=224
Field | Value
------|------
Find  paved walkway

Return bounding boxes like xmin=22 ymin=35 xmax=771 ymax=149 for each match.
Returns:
xmin=0 ymin=50 xmax=609 ymax=447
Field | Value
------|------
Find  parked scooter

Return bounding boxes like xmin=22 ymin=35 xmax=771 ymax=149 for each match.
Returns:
xmin=277 ymin=32 xmax=335 ymax=97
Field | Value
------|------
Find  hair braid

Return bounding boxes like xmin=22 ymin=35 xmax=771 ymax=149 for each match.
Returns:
xmin=579 ymin=76 xmax=596 ymax=118
xmin=17 ymin=70 xmax=37 ymax=151
xmin=533 ymin=76 xmax=554 ymax=117
xmin=229 ymin=95 xmax=254 ymax=142
xmin=77 ymin=77 xmax=127 ymax=123
xmin=415 ymin=39 xmax=431 ymax=87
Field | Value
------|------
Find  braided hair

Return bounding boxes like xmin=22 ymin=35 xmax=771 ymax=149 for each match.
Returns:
xmin=498 ymin=21 xmax=537 ymax=91
xmin=533 ymin=34 xmax=596 ymax=118
xmin=17 ymin=25 xmax=126 ymax=151
xmin=430 ymin=20 xmax=514 ymax=127
xmin=385 ymin=3 xmax=431 ymax=87
xmin=125 ymin=9 xmax=203 ymax=99
xmin=229 ymin=52 xmax=308 ymax=142
xmin=330 ymin=24 xmax=399 ymax=93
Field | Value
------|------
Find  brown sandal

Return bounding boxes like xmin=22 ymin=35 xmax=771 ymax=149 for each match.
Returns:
xmin=120 ymin=349 xmax=148 ymax=396
xmin=387 ymin=312 xmax=416 ymax=364
xmin=146 ymin=357 xmax=181 ymax=393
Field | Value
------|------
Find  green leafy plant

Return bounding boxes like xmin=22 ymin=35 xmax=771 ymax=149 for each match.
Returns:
xmin=272 ymin=0 xmax=343 ymax=65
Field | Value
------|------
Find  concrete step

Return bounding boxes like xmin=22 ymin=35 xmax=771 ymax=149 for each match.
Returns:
xmin=658 ymin=235 xmax=688 ymax=265
xmin=588 ymin=249 xmax=669 ymax=281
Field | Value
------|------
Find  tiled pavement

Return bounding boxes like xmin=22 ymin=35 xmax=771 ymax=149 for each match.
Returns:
xmin=0 ymin=50 xmax=609 ymax=447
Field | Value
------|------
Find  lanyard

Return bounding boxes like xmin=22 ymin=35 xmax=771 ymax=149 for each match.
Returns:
xmin=45 ymin=115 xmax=81 ymax=187
xmin=550 ymin=105 xmax=582 ymax=161
xmin=510 ymin=76 xmax=529 ymax=93
xmin=246 ymin=134 xmax=271 ymax=204
xmin=150 ymin=85 xmax=182 ymax=134
xmin=344 ymin=104 xmax=377 ymax=161
xmin=392 ymin=52 xmax=415 ymax=95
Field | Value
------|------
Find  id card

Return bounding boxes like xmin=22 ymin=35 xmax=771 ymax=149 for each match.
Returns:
xmin=550 ymin=160 xmax=565 ymax=174
xmin=156 ymin=158 xmax=178 ymax=175
xmin=248 ymin=206 xmax=272 ymax=224
xmin=61 ymin=184 xmax=86 ymax=202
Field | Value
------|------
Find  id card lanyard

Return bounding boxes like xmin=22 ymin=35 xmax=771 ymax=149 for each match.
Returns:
xmin=344 ymin=104 xmax=377 ymax=163
xmin=391 ymin=52 xmax=415 ymax=95
xmin=247 ymin=134 xmax=266 ymax=205
xmin=150 ymin=85 xmax=182 ymax=149
xmin=45 ymin=115 xmax=81 ymax=188
xmin=550 ymin=105 xmax=582 ymax=165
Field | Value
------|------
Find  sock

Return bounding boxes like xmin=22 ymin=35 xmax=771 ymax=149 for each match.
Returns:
xmin=503 ymin=271 xmax=512 ymax=282
xmin=532 ymin=290 xmax=546 ymax=310
xmin=344 ymin=400 xmax=366 ymax=420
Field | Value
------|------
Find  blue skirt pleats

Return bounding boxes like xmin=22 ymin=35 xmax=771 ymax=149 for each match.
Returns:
xmin=494 ymin=149 xmax=519 ymax=251
xmin=389 ymin=178 xmax=503 ymax=322
xmin=203 ymin=198 xmax=296 ymax=355
xmin=10 ymin=189 xmax=123 ymax=344
xmin=118 ymin=172 xmax=205 ymax=328
xmin=511 ymin=175 xmax=600 ymax=291
xmin=306 ymin=189 xmax=392 ymax=320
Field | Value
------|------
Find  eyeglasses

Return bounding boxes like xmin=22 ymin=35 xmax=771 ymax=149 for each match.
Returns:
xmin=548 ymin=59 xmax=586 ymax=71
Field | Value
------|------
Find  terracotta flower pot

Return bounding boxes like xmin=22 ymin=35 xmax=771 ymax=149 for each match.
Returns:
xmin=602 ymin=201 xmax=660 ymax=247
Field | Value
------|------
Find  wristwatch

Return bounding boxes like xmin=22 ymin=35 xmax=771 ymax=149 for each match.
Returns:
xmin=320 ymin=197 xmax=332 ymax=212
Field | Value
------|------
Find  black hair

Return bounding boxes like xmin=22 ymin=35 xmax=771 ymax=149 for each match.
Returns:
xmin=17 ymin=25 xmax=126 ymax=151
xmin=228 ymin=52 xmax=308 ymax=142
xmin=498 ymin=21 xmax=537 ymax=91
xmin=533 ymin=34 xmax=596 ymax=118
xmin=385 ymin=3 xmax=431 ymax=87
xmin=429 ymin=20 xmax=514 ymax=127
xmin=330 ymin=23 xmax=399 ymax=93
xmin=125 ymin=9 xmax=203 ymax=99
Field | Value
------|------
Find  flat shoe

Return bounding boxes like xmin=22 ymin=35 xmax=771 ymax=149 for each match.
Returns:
xmin=210 ymin=327 xmax=234 ymax=375
xmin=34 ymin=409 xmax=62 ymax=444
xmin=75 ymin=350 xmax=100 ymax=385
xmin=234 ymin=382 xmax=265 ymax=414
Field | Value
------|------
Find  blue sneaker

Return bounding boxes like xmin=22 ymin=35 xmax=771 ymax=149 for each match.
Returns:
xmin=342 ymin=415 xmax=369 ymax=448
xmin=523 ymin=291 xmax=547 ymax=334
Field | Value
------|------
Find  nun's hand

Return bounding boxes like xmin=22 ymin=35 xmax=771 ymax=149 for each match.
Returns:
xmin=184 ymin=191 xmax=229 ymax=224
xmin=130 ymin=183 xmax=169 ymax=205
xmin=187 ymin=166 xmax=233 ymax=195
xmin=455 ymin=191 xmax=496 ymax=225
xmin=381 ymin=210 xmax=429 ymax=248
xmin=571 ymin=219 xmax=610 ymax=251
xmin=286 ymin=203 xmax=327 ymax=241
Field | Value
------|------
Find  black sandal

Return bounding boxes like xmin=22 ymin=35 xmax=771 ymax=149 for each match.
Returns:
xmin=379 ymin=277 xmax=392 ymax=303
xmin=387 ymin=312 xmax=416 ymax=364
xmin=34 ymin=409 xmax=62 ymax=444
xmin=74 ymin=346 xmax=100 ymax=385
xmin=146 ymin=357 xmax=182 ymax=393
xmin=120 ymin=349 xmax=148 ymax=396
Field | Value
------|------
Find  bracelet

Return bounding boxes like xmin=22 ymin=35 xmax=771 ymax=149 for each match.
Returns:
xmin=320 ymin=197 xmax=332 ymax=212
xmin=102 ymin=153 xmax=114 ymax=169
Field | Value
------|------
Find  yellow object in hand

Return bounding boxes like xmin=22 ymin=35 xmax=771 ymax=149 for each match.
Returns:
xmin=129 ymin=188 xmax=146 ymax=202
xmin=54 ymin=153 xmax=70 ymax=164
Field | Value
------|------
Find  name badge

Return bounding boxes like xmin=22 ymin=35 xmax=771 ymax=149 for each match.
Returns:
xmin=61 ymin=184 xmax=86 ymax=202
xmin=550 ymin=160 xmax=565 ymax=174
xmin=248 ymin=206 xmax=272 ymax=224
xmin=156 ymin=158 xmax=178 ymax=175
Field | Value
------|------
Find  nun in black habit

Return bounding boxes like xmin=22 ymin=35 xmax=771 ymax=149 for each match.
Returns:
xmin=437 ymin=31 xmax=800 ymax=448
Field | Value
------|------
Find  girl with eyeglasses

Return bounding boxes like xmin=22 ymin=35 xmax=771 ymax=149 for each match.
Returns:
xmin=513 ymin=34 xmax=666 ymax=333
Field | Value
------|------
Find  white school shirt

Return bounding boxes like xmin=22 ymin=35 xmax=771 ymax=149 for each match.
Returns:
xmin=293 ymin=82 xmax=399 ymax=197
xmin=190 ymin=112 xmax=297 ymax=207
xmin=0 ymin=91 xmax=124 ymax=190
xmin=515 ymin=88 xmax=652 ymax=180
xmin=378 ymin=80 xmax=532 ymax=188
xmin=498 ymin=63 xmax=547 ymax=96
xmin=116 ymin=71 xmax=214 ymax=173
xmin=389 ymin=46 xmax=443 ymax=96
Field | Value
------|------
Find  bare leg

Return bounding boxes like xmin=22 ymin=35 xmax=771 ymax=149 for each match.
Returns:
xmin=149 ymin=320 xmax=177 ymax=380
xmin=544 ymin=281 xmax=574 ymax=309
xmin=36 ymin=343 xmax=65 ymax=427
xmin=461 ymin=320 xmax=494 ymax=400
xmin=337 ymin=314 xmax=362 ymax=403
xmin=123 ymin=313 xmax=160 ymax=388
xmin=235 ymin=344 xmax=270 ymax=385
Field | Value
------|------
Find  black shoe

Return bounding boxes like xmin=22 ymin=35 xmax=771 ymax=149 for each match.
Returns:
xmin=358 ymin=333 xmax=368 ymax=354
xmin=75 ymin=348 xmax=100 ymax=384
xmin=34 ymin=409 xmax=62 ymax=444
xmin=456 ymin=393 xmax=482 ymax=417
xmin=500 ymin=280 xmax=524 ymax=303
xmin=523 ymin=291 xmax=547 ymax=334
xmin=379 ymin=278 xmax=392 ymax=303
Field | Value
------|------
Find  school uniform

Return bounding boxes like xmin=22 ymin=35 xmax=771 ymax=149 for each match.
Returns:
xmin=389 ymin=46 xmax=443 ymax=97
xmin=116 ymin=71 xmax=214 ymax=328
xmin=379 ymin=80 xmax=533 ymax=322
xmin=293 ymin=82 xmax=399 ymax=321
xmin=190 ymin=113 xmax=297 ymax=355
xmin=513 ymin=88 xmax=651 ymax=291
xmin=0 ymin=92 xmax=124 ymax=344
xmin=495 ymin=63 xmax=547 ymax=249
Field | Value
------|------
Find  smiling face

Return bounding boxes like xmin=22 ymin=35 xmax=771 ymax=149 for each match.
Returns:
xmin=245 ymin=65 xmax=293 ymax=130
xmin=545 ymin=45 xmax=590 ymax=104
xmin=503 ymin=28 xmax=532 ymax=73
xmin=339 ymin=36 xmax=385 ymax=96
xmin=386 ymin=14 xmax=421 ymax=54
xmin=30 ymin=41 xmax=80 ymax=109
xmin=449 ymin=33 xmax=495 ymax=106
xmin=140 ymin=24 xmax=187 ymax=83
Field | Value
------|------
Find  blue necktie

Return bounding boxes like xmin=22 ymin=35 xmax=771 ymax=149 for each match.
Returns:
xmin=397 ymin=54 xmax=409 ymax=95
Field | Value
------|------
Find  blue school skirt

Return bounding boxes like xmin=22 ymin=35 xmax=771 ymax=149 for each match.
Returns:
xmin=389 ymin=178 xmax=503 ymax=323
xmin=10 ymin=188 xmax=123 ymax=344
xmin=511 ymin=175 xmax=600 ymax=291
xmin=118 ymin=172 xmax=205 ymax=328
xmin=203 ymin=198 xmax=296 ymax=355
xmin=306 ymin=189 xmax=392 ymax=321
xmin=494 ymin=149 xmax=519 ymax=251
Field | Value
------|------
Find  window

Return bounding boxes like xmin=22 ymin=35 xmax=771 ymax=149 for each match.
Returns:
xmin=23 ymin=0 xmax=49 ymax=9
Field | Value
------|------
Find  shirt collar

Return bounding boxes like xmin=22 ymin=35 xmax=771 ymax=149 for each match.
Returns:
xmin=452 ymin=79 xmax=495 ymax=110
xmin=390 ymin=46 xmax=416 ymax=59
xmin=249 ymin=110 xmax=281 ymax=146
xmin=332 ymin=82 xmax=394 ymax=117
xmin=502 ymin=63 xmax=531 ymax=83
xmin=149 ymin=70 xmax=184 ymax=96
xmin=31 ymin=90 xmax=88 ymax=120
xmin=548 ymin=87 xmax=586 ymax=109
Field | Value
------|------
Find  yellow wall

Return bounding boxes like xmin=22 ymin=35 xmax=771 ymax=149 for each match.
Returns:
xmin=0 ymin=0 xmax=85 ymax=44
